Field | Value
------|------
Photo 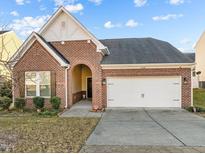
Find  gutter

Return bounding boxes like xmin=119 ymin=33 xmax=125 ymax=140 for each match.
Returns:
xmin=64 ymin=66 xmax=70 ymax=108
xmin=101 ymin=63 xmax=195 ymax=69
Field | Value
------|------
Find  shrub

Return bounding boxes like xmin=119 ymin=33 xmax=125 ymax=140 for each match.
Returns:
xmin=186 ymin=106 xmax=205 ymax=113
xmin=50 ymin=96 xmax=61 ymax=110
xmin=15 ymin=98 xmax=26 ymax=111
xmin=0 ymin=80 xmax=12 ymax=98
xmin=33 ymin=97 xmax=44 ymax=111
xmin=195 ymin=107 xmax=205 ymax=112
xmin=186 ymin=106 xmax=194 ymax=112
xmin=38 ymin=109 xmax=59 ymax=117
xmin=0 ymin=96 xmax=12 ymax=110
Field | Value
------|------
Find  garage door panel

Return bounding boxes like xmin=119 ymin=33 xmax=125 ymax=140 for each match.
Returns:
xmin=107 ymin=77 xmax=181 ymax=108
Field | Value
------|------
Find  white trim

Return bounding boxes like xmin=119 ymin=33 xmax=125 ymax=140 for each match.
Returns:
xmin=25 ymin=71 xmax=51 ymax=98
xmin=85 ymin=76 xmax=92 ymax=98
xmin=191 ymin=69 xmax=194 ymax=106
xmin=39 ymin=6 xmax=109 ymax=54
xmin=101 ymin=63 xmax=195 ymax=69
xmin=9 ymin=32 xmax=69 ymax=68
xmin=64 ymin=67 xmax=69 ymax=108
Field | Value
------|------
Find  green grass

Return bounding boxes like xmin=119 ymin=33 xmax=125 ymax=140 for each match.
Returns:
xmin=193 ymin=88 xmax=205 ymax=108
xmin=0 ymin=116 xmax=99 ymax=153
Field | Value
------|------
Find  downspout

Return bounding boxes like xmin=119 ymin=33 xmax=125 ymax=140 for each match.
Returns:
xmin=64 ymin=66 xmax=69 ymax=108
xmin=191 ymin=68 xmax=194 ymax=106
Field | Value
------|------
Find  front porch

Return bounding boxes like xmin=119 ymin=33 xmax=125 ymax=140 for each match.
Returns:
xmin=60 ymin=99 xmax=103 ymax=117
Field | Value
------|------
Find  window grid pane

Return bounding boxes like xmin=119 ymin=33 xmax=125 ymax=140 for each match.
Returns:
xmin=25 ymin=72 xmax=37 ymax=85
xmin=26 ymin=85 xmax=36 ymax=96
xmin=25 ymin=71 xmax=51 ymax=97
xmin=40 ymin=85 xmax=51 ymax=96
xmin=39 ymin=72 xmax=51 ymax=85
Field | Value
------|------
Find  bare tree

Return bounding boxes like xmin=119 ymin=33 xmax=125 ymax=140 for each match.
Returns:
xmin=0 ymin=24 xmax=24 ymax=99
xmin=0 ymin=24 xmax=13 ymax=81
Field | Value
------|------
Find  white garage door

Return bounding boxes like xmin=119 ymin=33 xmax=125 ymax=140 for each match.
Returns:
xmin=107 ymin=76 xmax=181 ymax=108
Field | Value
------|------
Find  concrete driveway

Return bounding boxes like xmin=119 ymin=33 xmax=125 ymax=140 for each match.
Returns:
xmin=82 ymin=108 xmax=205 ymax=152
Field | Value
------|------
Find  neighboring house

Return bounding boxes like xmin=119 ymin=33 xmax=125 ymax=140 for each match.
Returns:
xmin=9 ymin=6 xmax=194 ymax=109
xmin=0 ymin=31 xmax=22 ymax=79
xmin=184 ymin=53 xmax=198 ymax=88
xmin=195 ymin=32 xmax=205 ymax=88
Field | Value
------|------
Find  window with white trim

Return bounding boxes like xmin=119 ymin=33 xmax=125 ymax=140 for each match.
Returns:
xmin=25 ymin=71 xmax=51 ymax=97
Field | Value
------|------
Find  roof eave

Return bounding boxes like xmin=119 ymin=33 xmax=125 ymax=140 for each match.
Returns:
xmin=9 ymin=32 xmax=69 ymax=69
xmin=101 ymin=63 xmax=195 ymax=69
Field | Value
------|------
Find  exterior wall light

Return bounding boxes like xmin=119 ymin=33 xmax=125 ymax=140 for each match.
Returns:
xmin=183 ymin=77 xmax=188 ymax=84
xmin=102 ymin=79 xmax=106 ymax=85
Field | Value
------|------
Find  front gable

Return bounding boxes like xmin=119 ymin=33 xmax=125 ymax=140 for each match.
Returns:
xmin=41 ymin=11 xmax=90 ymax=42
xmin=9 ymin=32 xmax=69 ymax=68
xmin=39 ymin=6 xmax=109 ymax=54
xmin=10 ymin=6 xmax=109 ymax=69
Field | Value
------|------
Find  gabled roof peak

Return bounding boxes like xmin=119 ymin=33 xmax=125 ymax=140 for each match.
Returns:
xmin=38 ymin=6 xmax=109 ymax=55
xmin=9 ymin=31 xmax=69 ymax=68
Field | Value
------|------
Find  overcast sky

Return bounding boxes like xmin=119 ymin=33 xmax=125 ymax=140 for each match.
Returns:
xmin=0 ymin=0 xmax=205 ymax=53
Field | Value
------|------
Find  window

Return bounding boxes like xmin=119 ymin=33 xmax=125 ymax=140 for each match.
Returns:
xmin=25 ymin=71 xmax=51 ymax=97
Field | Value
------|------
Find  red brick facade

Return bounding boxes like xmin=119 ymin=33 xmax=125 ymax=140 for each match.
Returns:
xmin=13 ymin=41 xmax=66 ymax=108
xmin=51 ymin=40 xmax=103 ymax=109
xmin=13 ymin=39 xmax=192 ymax=109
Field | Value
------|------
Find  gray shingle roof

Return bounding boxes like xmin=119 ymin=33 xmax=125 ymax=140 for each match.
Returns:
xmin=184 ymin=53 xmax=195 ymax=62
xmin=100 ymin=38 xmax=193 ymax=64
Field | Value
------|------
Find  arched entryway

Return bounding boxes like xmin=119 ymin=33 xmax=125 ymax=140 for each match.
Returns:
xmin=71 ymin=64 xmax=92 ymax=104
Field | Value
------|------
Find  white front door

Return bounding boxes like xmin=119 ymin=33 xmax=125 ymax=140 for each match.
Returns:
xmin=107 ymin=76 xmax=181 ymax=108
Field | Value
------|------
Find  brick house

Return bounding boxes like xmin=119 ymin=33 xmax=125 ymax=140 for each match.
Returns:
xmin=9 ymin=6 xmax=194 ymax=109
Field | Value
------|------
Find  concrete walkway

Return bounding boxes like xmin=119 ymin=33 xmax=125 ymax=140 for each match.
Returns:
xmin=81 ymin=108 xmax=205 ymax=152
xmin=60 ymin=100 xmax=103 ymax=117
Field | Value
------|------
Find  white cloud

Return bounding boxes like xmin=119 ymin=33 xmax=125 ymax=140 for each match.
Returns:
xmin=40 ymin=5 xmax=47 ymax=11
xmin=125 ymin=19 xmax=139 ymax=28
xmin=54 ymin=0 xmax=83 ymax=13
xmin=9 ymin=15 xmax=50 ymax=37
xmin=15 ymin=0 xmax=30 ymax=5
xmin=180 ymin=38 xmax=191 ymax=44
xmin=10 ymin=11 xmax=19 ymax=17
xmin=104 ymin=21 xmax=121 ymax=29
xmin=54 ymin=0 xmax=77 ymax=6
xmin=152 ymin=14 xmax=183 ymax=21
xmin=178 ymin=47 xmax=194 ymax=52
xmin=134 ymin=0 xmax=147 ymax=7
xmin=65 ymin=3 xmax=84 ymax=13
xmin=104 ymin=21 xmax=114 ymax=29
xmin=178 ymin=47 xmax=186 ymax=52
xmin=88 ymin=0 xmax=103 ymax=5
xmin=16 ymin=0 xmax=24 ymax=5
xmin=169 ymin=0 xmax=184 ymax=5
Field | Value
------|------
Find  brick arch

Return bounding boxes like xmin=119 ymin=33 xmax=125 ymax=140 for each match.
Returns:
xmin=68 ymin=62 xmax=103 ymax=110
xmin=70 ymin=62 xmax=94 ymax=75
xmin=51 ymin=40 xmax=103 ymax=109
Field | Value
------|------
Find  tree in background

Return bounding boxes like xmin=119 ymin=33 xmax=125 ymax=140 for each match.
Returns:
xmin=0 ymin=25 xmax=22 ymax=98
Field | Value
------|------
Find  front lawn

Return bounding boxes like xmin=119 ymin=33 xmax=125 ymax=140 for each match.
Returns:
xmin=0 ymin=116 xmax=99 ymax=153
xmin=193 ymin=88 xmax=205 ymax=108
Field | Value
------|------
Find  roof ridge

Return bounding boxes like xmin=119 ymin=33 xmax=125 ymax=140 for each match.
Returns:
xmin=99 ymin=37 xmax=166 ymax=42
